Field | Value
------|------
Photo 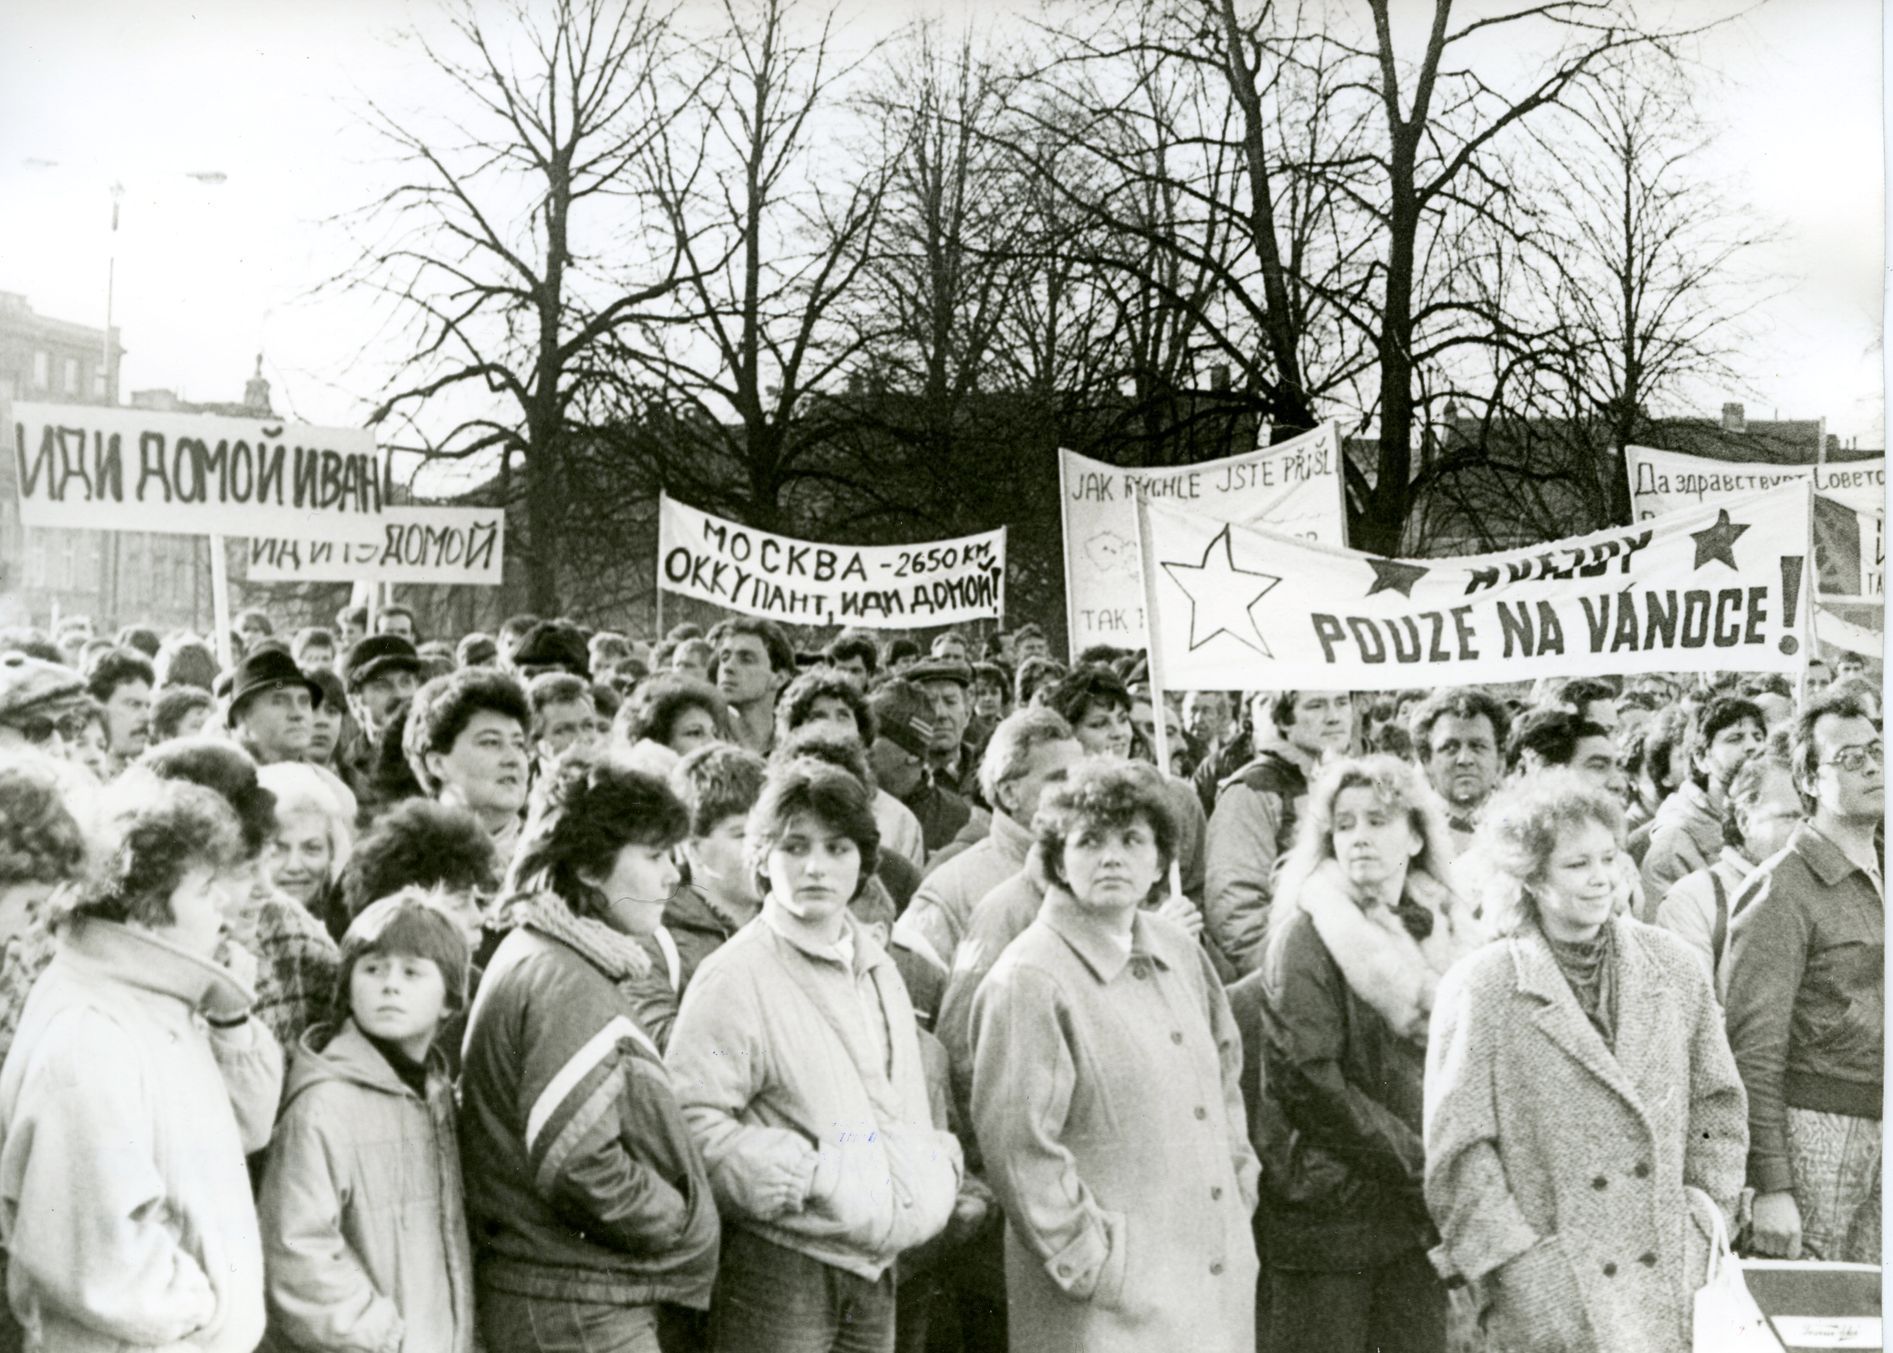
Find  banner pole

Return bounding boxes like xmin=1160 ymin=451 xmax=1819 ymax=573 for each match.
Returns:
xmin=1133 ymin=486 xmax=1186 ymax=901
xmin=1057 ymin=449 xmax=1078 ymax=662
xmin=1800 ymin=477 xmax=1818 ymax=702
xmin=208 ymin=533 xmax=234 ymax=671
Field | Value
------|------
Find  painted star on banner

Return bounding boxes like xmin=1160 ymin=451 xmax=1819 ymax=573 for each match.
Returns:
xmin=1690 ymin=508 xmax=1749 ymax=571
xmin=1160 ymin=525 xmax=1282 ymax=655
xmin=1365 ymin=556 xmax=1429 ymax=598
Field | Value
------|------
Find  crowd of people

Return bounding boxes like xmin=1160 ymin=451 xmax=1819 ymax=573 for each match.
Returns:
xmin=0 ymin=597 xmax=1879 ymax=1353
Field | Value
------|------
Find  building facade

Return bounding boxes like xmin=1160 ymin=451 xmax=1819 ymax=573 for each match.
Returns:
xmin=0 ymin=294 xmax=235 ymax=633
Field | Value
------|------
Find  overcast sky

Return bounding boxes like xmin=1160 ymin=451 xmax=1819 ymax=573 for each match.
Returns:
xmin=0 ymin=0 xmax=1882 ymax=455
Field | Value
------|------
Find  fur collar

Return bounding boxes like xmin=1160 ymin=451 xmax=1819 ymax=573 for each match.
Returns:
xmin=1291 ymin=858 xmax=1486 ymax=1042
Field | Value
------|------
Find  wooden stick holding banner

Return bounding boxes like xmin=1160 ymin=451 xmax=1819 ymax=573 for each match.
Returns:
xmin=1133 ymin=485 xmax=1186 ymax=905
xmin=1057 ymin=447 xmax=1080 ymax=656
xmin=1798 ymin=477 xmax=1817 ymax=703
xmin=208 ymin=534 xmax=234 ymax=671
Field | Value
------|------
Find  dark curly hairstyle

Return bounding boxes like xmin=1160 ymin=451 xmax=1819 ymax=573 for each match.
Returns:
xmin=0 ymin=764 xmax=88 ymax=887
xmin=745 ymin=758 xmax=880 ymax=904
xmin=86 ymin=646 xmax=155 ymax=703
xmin=613 ymin=675 xmax=730 ymax=749
xmin=74 ymin=780 xmax=243 ymax=928
xmin=1685 ymin=696 xmax=1766 ymax=791
xmin=1033 ymin=757 xmax=1179 ymax=895
xmin=404 ymin=668 xmax=530 ymax=795
xmin=1014 ymin=655 xmax=1067 ymax=707
xmin=155 ymin=637 xmax=219 ymax=692
xmin=138 ymin=738 xmax=278 ymax=860
xmin=775 ymin=668 xmax=876 ymax=746
xmin=511 ymin=760 xmax=689 ymax=921
xmin=340 ymin=799 xmax=500 ymax=921
xmin=771 ymin=723 xmax=875 ymax=790
xmin=373 ymin=696 xmax=426 ymax=805
xmin=150 ymin=686 xmax=216 ymax=744
xmin=1040 ymin=665 xmax=1132 ymax=727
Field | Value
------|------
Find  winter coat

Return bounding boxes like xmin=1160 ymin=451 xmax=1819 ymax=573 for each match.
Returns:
xmin=969 ymin=892 xmax=1260 ymax=1353
xmin=259 ymin=1020 xmax=474 ymax=1353
xmin=894 ymin=809 xmax=1036 ymax=978
xmin=936 ymin=854 xmax=1050 ymax=1126
xmin=458 ymin=901 xmax=721 ymax=1309
xmin=1205 ymin=745 xmax=1312 ymax=974
xmin=1638 ymin=782 xmax=1724 ymax=916
xmin=0 ymin=918 xmax=284 ymax=1353
xmin=666 ymin=910 xmax=963 ymax=1282
xmin=1255 ymin=860 xmax=1484 ymax=1269
xmin=1424 ymin=917 xmax=1748 ymax=1353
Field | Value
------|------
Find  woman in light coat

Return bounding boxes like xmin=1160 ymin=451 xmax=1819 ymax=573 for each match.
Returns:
xmin=1253 ymin=756 xmax=1485 ymax=1353
xmin=970 ymin=758 xmax=1258 ymax=1353
xmin=1424 ymin=773 xmax=1747 ymax=1353
xmin=0 ymin=779 xmax=284 ymax=1353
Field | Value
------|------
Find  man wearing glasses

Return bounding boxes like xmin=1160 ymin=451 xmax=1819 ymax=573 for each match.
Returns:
xmin=0 ymin=653 xmax=89 ymax=759
xmin=1724 ymin=690 xmax=1884 ymax=1264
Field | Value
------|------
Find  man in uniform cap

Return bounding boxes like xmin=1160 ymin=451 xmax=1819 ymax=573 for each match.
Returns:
xmin=342 ymin=636 xmax=424 ymax=744
xmin=227 ymin=648 xmax=324 ymax=765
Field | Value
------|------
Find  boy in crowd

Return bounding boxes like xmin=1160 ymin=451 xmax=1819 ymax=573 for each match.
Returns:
xmin=376 ymin=604 xmax=419 ymax=644
xmin=292 ymin=627 xmax=338 ymax=673
xmin=259 ymin=890 xmax=474 ymax=1353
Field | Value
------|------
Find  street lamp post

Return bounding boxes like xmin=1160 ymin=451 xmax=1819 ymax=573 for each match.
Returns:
xmin=23 ymin=160 xmax=228 ymax=629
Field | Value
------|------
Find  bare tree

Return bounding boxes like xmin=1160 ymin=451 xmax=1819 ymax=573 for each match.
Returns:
xmin=1327 ymin=0 xmax=1712 ymax=553
xmin=331 ymin=0 xmax=700 ymax=612
xmin=619 ymin=0 xmax=891 ymax=532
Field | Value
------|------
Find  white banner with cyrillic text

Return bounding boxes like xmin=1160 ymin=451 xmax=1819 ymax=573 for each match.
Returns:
xmin=1140 ymin=484 xmax=1813 ymax=690
xmin=1061 ymin=423 xmax=1346 ymax=651
xmin=1625 ymin=445 xmax=1882 ymax=601
xmin=10 ymin=402 xmax=383 ymax=541
xmin=247 ymin=506 xmax=506 ymax=585
xmin=657 ymin=494 xmax=1004 ymax=628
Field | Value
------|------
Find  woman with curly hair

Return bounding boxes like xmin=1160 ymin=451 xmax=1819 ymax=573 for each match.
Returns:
xmin=459 ymin=758 xmax=720 ymax=1351
xmin=613 ymin=674 xmax=732 ymax=778
xmin=0 ymin=778 xmax=283 ymax=1353
xmin=969 ymin=758 xmax=1257 ymax=1353
xmin=1425 ymin=773 xmax=1746 ymax=1353
xmin=1248 ymin=755 xmax=1485 ymax=1353
xmin=143 ymin=739 xmax=340 ymax=1051
xmin=1039 ymin=666 xmax=1209 ymax=927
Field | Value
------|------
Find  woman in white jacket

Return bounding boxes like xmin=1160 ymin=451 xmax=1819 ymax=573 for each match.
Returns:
xmin=0 ymin=779 xmax=283 ymax=1353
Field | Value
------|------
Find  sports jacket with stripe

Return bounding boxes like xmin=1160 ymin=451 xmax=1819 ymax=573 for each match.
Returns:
xmin=458 ymin=913 xmax=721 ymax=1308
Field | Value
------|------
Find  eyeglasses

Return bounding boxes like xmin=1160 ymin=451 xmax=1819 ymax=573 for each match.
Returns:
xmin=1820 ymin=742 xmax=1884 ymax=775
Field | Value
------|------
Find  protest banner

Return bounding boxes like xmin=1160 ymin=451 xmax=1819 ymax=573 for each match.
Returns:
xmin=657 ymin=494 xmax=1005 ymax=629
xmin=10 ymin=402 xmax=383 ymax=542
xmin=1139 ymin=483 xmax=1813 ymax=691
xmin=1817 ymin=604 xmax=1882 ymax=659
xmin=247 ymin=505 xmax=506 ymax=586
xmin=1625 ymin=445 xmax=1883 ymax=601
xmin=1060 ymin=422 xmax=1346 ymax=651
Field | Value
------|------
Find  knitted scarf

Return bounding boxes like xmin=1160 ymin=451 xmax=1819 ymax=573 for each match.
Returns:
xmin=516 ymin=891 xmax=654 ymax=985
